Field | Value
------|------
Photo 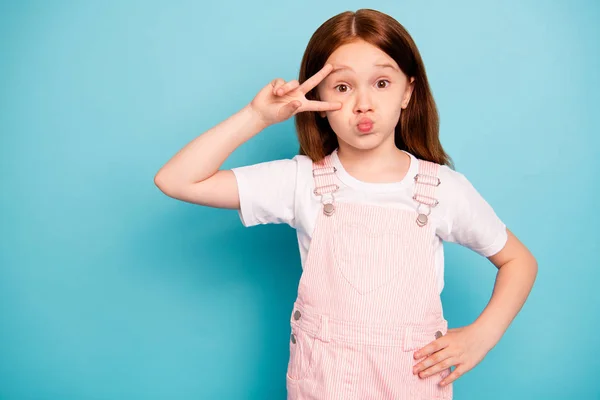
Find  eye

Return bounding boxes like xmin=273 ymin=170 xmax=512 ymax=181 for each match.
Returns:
xmin=334 ymin=84 xmax=349 ymax=93
xmin=376 ymin=80 xmax=390 ymax=88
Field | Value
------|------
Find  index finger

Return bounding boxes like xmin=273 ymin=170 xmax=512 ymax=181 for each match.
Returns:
xmin=414 ymin=338 xmax=445 ymax=360
xmin=298 ymin=64 xmax=334 ymax=95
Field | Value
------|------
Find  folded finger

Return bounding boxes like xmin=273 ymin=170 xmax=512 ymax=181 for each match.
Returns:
xmin=271 ymin=78 xmax=285 ymax=95
xmin=276 ymin=80 xmax=299 ymax=96
xmin=279 ymin=100 xmax=302 ymax=119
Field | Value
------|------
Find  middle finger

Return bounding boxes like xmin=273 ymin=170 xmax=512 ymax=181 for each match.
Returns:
xmin=417 ymin=356 xmax=455 ymax=379
xmin=301 ymin=100 xmax=342 ymax=112
xmin=413 ymin=349 xmax=450 ymax=375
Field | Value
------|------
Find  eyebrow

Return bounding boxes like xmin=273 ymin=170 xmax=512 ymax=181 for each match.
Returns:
xmin=374 ymin=63 xmax=399 ymax=71
xmin=329 ymin=63 xmax=399 ymax=75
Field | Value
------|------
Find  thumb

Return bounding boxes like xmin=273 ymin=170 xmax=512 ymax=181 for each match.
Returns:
xmin=279 ymin=100 xmax=302 ymax=120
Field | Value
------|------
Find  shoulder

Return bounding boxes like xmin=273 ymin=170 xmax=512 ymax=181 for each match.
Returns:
xmin=433 ymin=164 xmax=489 ymax=219
xmin=293 ymin=154 xmax=314 ymax=171
xmin=231 ymin=154 xmax=314 ymax=228
xmin=432 ymin=163 xmax=507 ymax=255
xmin=410 ymin=157 xmax=470 ymax=200
xmin=437 ymin=165 xmax=471 ymax=197
xmin=435 ymin=164 xmax=496 ymax=209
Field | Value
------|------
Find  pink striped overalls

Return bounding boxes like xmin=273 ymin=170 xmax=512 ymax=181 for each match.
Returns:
xmin=285 ymin=154 xmax=453 ymax=399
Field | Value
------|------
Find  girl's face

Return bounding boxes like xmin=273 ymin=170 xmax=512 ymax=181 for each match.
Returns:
xmin=317 ymin=40 xmax=414 ymax=153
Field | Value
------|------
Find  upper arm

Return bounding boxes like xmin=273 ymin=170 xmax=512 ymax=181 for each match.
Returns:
xmin=437 ymin=169 xmax=507 ymax=257
xmin=487 ymin=228 xmax=537 ymax=269
xmin=155 ymin=169 xmax=241 ymax=209
xmin=231 ymin=158 xmax=298 ymax=227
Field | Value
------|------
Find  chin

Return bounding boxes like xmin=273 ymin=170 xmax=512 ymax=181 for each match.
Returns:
xmin=334 ymin=125 xmax=396 ymax=150
xmin=341 ymin=134 xmax=389 ymax=151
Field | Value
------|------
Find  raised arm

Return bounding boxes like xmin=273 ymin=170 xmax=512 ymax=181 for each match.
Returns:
xmin=153 ymin=64 xmax=342 ymax=209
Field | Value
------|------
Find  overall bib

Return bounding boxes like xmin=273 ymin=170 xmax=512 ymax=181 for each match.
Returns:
xmin=286 ymin=155 xmax=453 ymax=400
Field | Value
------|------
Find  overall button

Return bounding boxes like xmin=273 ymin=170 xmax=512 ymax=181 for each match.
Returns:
xmin=291 ymin=333 xmax=296 ymax=344
xmin=434 ymin=331 xmax=443 ymax=339
xmin=293 ymin=310 xmax=301 ymax=320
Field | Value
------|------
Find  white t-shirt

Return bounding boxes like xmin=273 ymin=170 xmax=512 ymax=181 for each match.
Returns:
xmin=232 ymin=149 xmax=508 ymax=293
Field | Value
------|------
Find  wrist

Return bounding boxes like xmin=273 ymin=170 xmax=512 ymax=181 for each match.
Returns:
xmin=244 ymin=103 xmax=269 ymax=132
xmin=471 ymin=318 xmax=505 ymax=349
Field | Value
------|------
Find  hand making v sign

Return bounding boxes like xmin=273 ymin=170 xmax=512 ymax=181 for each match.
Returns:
xmin=249 ymin=63 xmax=342 ymax=128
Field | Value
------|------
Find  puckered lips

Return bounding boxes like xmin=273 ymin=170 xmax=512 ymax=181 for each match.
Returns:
xmin=356 ymin=117 xmax=374 ymax=134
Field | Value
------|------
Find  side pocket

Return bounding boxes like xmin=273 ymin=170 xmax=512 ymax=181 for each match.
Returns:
xmin=286 ymin=324 xmax=317 ymax=382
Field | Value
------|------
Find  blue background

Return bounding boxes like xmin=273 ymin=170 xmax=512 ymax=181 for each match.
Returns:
xmin=1 ymin=0 xmax=598 ymax=399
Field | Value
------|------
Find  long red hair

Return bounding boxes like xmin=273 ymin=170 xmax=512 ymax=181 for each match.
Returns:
xmin=295 ymin=9 xmax=453 ymax=168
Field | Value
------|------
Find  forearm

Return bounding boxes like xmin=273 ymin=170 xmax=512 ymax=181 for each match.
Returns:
xmin=472 ymin=255 xmax=538 ymax=347
xmin=155 ymin=104 xmax=266 ymax=187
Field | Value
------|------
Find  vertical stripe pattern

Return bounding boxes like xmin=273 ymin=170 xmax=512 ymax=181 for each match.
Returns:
xmin=286 ymin=156 xmax=452 ymax=399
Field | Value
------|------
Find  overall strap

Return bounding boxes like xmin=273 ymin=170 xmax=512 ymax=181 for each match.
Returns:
xmin=413 ymin=160 xmax=441 ymax=227
xmin=312 ymin=156 xmax=338 ymax=216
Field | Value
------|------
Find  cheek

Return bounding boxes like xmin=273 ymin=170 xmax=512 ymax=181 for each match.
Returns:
xmin=381 ymin=96 xmax=403 ymax=117
xmin=325 ymin=112 xmax=344 ymax=127
xmin=386 ymin=108 xmax=402 ymax=129
xmin=324 ymin=112 xmax=351 ymax=136
xmin=322 ymin=98 xmax=349 ymax=117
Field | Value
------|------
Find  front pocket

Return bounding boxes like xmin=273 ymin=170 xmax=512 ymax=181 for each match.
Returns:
xmin=286 ymin=324 xmax=317 ymax=382
xmin=332 ymin=220 xmax=405 ymax=295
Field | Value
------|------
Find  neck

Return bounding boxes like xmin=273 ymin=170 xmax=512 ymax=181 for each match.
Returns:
xmin=336 ymin=141 xmax=411 ymax=184
xmin=337 ymin=143 xmax=401 ymax=166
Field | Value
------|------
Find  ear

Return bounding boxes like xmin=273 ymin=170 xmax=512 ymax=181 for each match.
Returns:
xmin=401 ymin=77 xmax=416 ymax=109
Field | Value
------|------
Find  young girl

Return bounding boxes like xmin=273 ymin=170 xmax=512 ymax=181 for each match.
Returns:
xmin=155 ymin=9 xmax=537 ymax=400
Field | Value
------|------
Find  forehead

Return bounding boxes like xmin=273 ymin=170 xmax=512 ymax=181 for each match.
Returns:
xmin=324 ymin=40 xmax=400 ymax=73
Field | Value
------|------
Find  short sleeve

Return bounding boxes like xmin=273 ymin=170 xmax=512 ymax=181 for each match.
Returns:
xmin=438 ymin=170 xmax=508 ymax=257
xmin=231 ymin=158 xmax=298 ymax=228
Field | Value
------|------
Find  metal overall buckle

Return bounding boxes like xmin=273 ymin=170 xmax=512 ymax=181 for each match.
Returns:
xmin=413 ymin=172 xmax=441 ymax=227
xmin=313 ymin=185 xmax=338 ymax=216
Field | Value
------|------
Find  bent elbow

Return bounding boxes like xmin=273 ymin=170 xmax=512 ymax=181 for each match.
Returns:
xmin=154 ymin=171 xmax=178 ymax=197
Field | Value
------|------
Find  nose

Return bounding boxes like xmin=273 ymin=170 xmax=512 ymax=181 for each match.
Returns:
xmin=353 ymin=89 xmax=373 ymax=114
